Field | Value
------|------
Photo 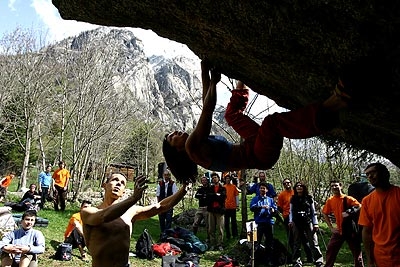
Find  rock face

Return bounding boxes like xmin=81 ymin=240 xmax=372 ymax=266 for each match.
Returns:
xmin=48 ymin=28 xmax=203 ymax=131
xmin=52 ymin=0 xmax=400 ymax=167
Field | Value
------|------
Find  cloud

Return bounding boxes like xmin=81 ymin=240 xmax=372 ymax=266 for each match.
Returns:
xmin=8 ymin=0 xmax=17 ymax=11
xmin=31 ymin=0 xmax=97 ymax=42
xmin=30 ymin=0 xmax=196 ymax=58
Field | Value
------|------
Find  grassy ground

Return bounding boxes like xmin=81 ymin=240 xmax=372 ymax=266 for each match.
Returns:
xmin=2 ymin=180 xmax=357 ymax=266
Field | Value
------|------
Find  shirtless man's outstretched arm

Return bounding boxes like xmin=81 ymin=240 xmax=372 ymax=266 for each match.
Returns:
xmin=81 ymin=175 xmax=148 ymax=226
xmin=134 ymin=184 xmax=188 ymax=221
xmin=81 ymin=173 xmax=188 ymax=267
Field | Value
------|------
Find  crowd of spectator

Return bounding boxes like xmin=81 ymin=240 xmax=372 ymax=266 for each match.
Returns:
xmin=186 ymin=162 xmax=400 ymax=267
xmin=0 ymin=161 xmax=398 ymax=267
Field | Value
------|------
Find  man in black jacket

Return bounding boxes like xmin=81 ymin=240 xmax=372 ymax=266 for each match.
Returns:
xmin=207 ymin=172 xmax=226 ymax=251
xmin=193 ymin=176 xmax=210 ymax=238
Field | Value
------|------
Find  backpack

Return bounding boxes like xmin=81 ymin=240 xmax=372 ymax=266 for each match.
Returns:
xmin=135 ymin=228 xmax=155 ymax=260
xmin=54 ymin=242 xmax=72 ymax=261
xmin=213 ymin=255 xmax=239 ymax=267
xmin=342 ymin=196 xmax=360 ymax=239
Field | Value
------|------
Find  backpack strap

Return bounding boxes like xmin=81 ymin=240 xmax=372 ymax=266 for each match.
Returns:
xmin=343 ymin=196 xmax=348 ymax=211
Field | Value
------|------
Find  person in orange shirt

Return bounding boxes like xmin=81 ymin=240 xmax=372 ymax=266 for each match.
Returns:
xmin=52 ymin=161 xmax=71 ymax=211
xmin=223 ymin=174 xmax=240 ymax=239
xmin=0 ymin=172 xmax=16 ymax=202
xmin=359 ymin=162 xmax=400 ymax=267
xmin=64 ymin=200 xmax=91 ymax=260
xmin=322 ymin=180 xmax=364 ymax=267
xmin=277 ymin=179 xmax=294 ymax=246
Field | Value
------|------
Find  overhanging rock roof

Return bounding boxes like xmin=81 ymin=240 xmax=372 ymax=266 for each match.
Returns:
xmin=52 ymin=0 xmax=400 ymax=167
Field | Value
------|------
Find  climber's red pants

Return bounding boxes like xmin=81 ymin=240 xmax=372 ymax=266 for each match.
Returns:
xmin=225 ymin=89 xmax=324 ymax=169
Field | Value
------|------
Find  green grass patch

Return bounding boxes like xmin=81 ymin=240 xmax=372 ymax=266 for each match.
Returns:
xmin=0 ymin=181 xmax=359 ymax=266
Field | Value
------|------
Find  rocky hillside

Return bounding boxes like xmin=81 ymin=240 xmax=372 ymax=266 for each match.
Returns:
xmin=49 ymin=27 xmax=206 ymax=131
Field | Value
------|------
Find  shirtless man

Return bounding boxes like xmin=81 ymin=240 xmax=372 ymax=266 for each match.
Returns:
xmin=81 ymin=173 xmax=188 ymax=267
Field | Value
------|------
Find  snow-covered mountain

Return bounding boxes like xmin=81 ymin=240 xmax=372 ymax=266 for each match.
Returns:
xmin=48 ymin=27 xmax=208 ymax=131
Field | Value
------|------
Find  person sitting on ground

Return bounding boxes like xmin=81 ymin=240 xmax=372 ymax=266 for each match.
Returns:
xmin=20 ymin=184 xmax=41 ymax=210
xmin=64 ymin=200 xmax=92 ymax=261
xmin=80 ymin=173 xmax=189 ymax=267
xmin=7 ymin=184 xmax=41 ymax=212
xmin=163 ymin=60 xmax=349 ymax=180
xmin=0 ymin=210 xmax=45 ymax=267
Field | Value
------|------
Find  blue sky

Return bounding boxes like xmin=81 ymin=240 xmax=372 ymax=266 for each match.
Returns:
xmin=0 ymin=0 xmax=278 ymax=115
xmin=0 ymin=0 xmax=196 ymax=58
xmin=0 ymin=1 xmax=44 ymax=35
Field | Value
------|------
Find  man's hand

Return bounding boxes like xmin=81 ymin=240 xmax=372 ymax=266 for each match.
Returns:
xmin=236 ymin=80 xmax=246 ymax=90
xmin=2 ymin=245 xmax=22 ymax=254
xmin=330 ymin=227 xmax=339 ymax=234
xmin=14 ymin=245 xmax=30 ymax=254
xmin=132 ymin=175 xmax=148 ymax=201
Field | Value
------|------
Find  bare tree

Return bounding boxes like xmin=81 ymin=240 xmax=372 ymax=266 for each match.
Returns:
xmin=0 ymin=29 xmax=53 ymax=188
xmin=46 ymin=37 xmax=142 ymax=199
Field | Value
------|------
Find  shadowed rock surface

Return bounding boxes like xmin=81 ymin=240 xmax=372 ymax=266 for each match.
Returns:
xmin=52 ymin=0 xmax=400 ymax=167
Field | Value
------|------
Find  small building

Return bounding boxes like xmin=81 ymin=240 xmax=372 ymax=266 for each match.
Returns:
xmin=104 ymin=163 xmax=137 ymax=182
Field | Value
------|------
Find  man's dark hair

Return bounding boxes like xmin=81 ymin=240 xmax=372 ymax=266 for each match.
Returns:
xmin=329 ymin=180 xmax=342 ymax=186
xmin=105 ymin=172 xmax=127 ymax=183
xmin=211 ymin=172 xmax=220 ymax=179
xmin=162 ymin=135 xmax=198 ymax=183
xmin=259 ymin=182 xmax=269 ymax=190
xmin=365 ymin=162 xmax=390 ymax=181
xmin=22 ymin=210 xmax=37 ymax=219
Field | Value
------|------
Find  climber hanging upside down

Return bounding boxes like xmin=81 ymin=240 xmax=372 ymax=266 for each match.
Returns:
xmin=163 ymin=60 xmax=350 ymax=182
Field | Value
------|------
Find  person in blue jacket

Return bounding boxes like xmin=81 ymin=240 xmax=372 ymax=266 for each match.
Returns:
xmin=250 ymin=182 xmax=277 ymax=266
xmin=38 ymin=165 xmax=52 ymax=209
xmin=248 ymin=171 xmax=277 ymax=198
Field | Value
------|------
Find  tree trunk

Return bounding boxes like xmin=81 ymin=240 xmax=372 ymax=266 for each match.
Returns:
xmin=59 ymin=90 xmax=67 ymax=162
xmin=37 ymin=122 xmax=46 ymax=170
xmin=20 ymin=123 xmax=32 ymax=190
